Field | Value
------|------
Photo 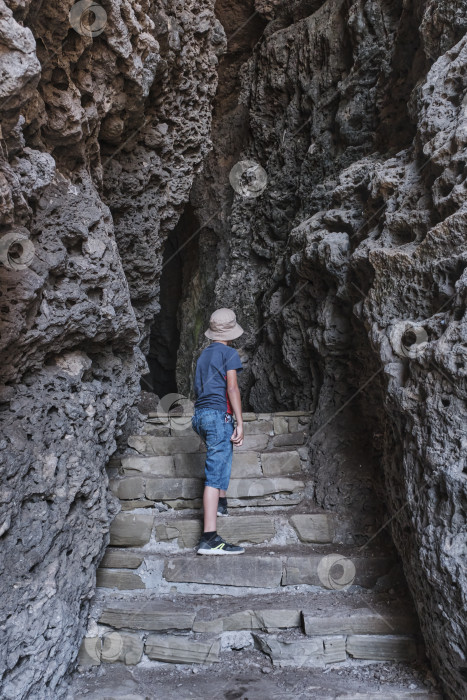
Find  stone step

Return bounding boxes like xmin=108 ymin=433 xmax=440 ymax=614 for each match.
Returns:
xmin=108 ymin=512 xmax=154 ymax=547
xmin=163 ymin=554 xmax=283 ymax=589
xmin=155 ymin=514 xmax=276 ymax=548
xmin=96 ymin=592 xmax=417 ymax=636
xmin=127 ymin=429 xmax=307 ymax=457
xmin=97 ymin=547 xmax=395 ymax=592
xmin=346 ymin=634 xmax=419 ymax=661
xmin=99 ymin=599 xmax=197 ymax=631
xmin=108 ymin=474 xmax=305 ymax=511
xmin=302 ymin=609 xmax=418 ymax=636
xmin=144 ymin=412 xmax=312 ymax=439
xmin=118 ymin=449 xmax=302 ymax=478
xmin=105 ymin=511 xmax=343 ymax=551
xmin=145 ymin=419 xmax=277 ymax=437
xmin=162 ymin=551 xmax=393 ymax=591
xmin=128 ymin=434 xmax=204 ymax=456
xmin=96 ymin=570 xmax=145 ymax=590
xmin=145 ymin=634 xmax=220 ymax=664
xmin=100 ymin=550 xmax=144 ymax=569
xmin=83 ymin=594 xmax=420 ymax=669
xmin=79 ymin=629 xmax=220 ymax=666
xmin=253 ymin=631 xmax=419 ymax=667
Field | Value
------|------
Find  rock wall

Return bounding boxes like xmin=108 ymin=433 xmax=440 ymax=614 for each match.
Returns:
xmin=0 ymin=1 xmax=223 ymax=698
xmin=1 ymin=0 xmax=466 ymax=697
xmin=177 ymin=0 xmax=467 ymax=697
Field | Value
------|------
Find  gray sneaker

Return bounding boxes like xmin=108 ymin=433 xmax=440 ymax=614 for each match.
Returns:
xmin=197 ymin=534 xmax=244 ymax=555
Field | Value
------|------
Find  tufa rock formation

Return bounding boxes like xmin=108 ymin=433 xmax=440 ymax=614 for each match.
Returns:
xmin=0 ymin=0 xmax=466 ymax=698
xmin=177 ymin=0 xmax=467 ymax=698
xmin=0 ymin=0 xmax=223 ymax=697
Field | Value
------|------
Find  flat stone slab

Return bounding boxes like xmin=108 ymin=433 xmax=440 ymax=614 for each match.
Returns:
xmin=120 ymin=499 xmax=154 ymax=510
xmin=290 ymin=514 xmax=335 ymax=543
xmin=99 ymin=601 xmax=195 ymax=631
xmin=101 ymin=632 xmax=143 ymax=665
xmin=145 ymin=635 xmax=220 ymax=664
xmin=346 ymin=634 xmax=418 ymax=661
xmin=253 ymin=634 xmax=346 ymax=668
xmin=229 ymin=494 xmax=304 ymax=508
xmin=110 ymin=476 xmax=145 ymax=500
xmin=272 ymin=431 xmax=305 ymax=447
xmin=303 ymin=611 xmax=418 ymax=636
xmin=231 ymin=452 xmax=263 ymax=477
xmin=109 ymin=512 xmax=154 ymax=547
xmin=172 ymin=452 xmax=205 ymax=476
xmin=260 ymin=451 xmax=302 ymax=476
xmin=145 ymin=477 xmax=202 ymax=501
xmin=163 ymin=556 xmax=283 ymax=588
xmin=128 ymin=434 xmax=203 ymax=456
xmin=144 ymin=425 xmax=171 ymax=436
xmin=241 ymin=412 xmax=257 ymax=421
xmin=100 ymin=549 xmax=144 ymax=569
xmin=235 ymin=434 xmax=269 ymax=451
xmin=96 ymin=570 xmax=145 ymax=590
xmin=121 ymin=452 xmax=261 ymax=480
xmin=172 ymin=451 xmax=262 ymax=478
xmin=273 ymin=416 xmax=288 ymax=435
xmin=194 ymin=608 xmax=301 ymax=633
xmin=227 ymin=477 xmax=304 ymax=498
xmin=121 ymin=455 xmax=175 ymax=476
xmin=243 ymin=420 xmax=273 ymax=435
xmin=283 ymin=555 xmax=393 ymax=589
xmin=156 ymin=515 xmax=275 ymax=548
xmin=273 ymin=411 xmax=313 ymax=417
xmin=78 ymin=637 xmax=101 ymax=667
xmin=165 ymin=492 xmax=304 ymax=510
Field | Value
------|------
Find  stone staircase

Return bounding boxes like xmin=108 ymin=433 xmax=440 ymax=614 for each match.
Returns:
xmin=75 ymin=412 xmax=441 ymax=698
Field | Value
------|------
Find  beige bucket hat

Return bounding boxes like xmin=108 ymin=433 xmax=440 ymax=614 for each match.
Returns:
xmin=204 ymin=308 xmax=244 ymax=341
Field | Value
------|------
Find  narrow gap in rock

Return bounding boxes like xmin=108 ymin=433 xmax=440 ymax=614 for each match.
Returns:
xmin=144 ymin=203 xmax=200 ymax=399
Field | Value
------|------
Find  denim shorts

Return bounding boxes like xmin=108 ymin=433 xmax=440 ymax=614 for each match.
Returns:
xmin=191 ymin=408 xmax=234 ymax=490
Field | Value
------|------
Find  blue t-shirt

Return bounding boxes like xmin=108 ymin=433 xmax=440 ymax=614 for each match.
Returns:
xmin=194 ymin=342 xmax=243 ymax=413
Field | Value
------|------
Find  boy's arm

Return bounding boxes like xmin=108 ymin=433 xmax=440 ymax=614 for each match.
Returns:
xmin=226 ymin=369 xmax=243 ymax=446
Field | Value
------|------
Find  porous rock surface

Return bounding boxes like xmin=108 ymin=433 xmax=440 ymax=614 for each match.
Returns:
xmin=176 ymin=0 xmax=467 ymax=698
xmin=0 ymin=1 xmax=223 ymax=698
xmin=0 ymin=1 xmax=466 ymax=699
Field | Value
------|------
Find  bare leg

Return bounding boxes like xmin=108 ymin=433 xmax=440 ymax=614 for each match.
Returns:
xmin=220 ymin=489 xmax=227 ymax=497
xmin=203 ymin=485 xmax=219 ymax=532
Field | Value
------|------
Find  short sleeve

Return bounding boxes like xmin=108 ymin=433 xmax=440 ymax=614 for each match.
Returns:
xmin=225 ymin=347 xmax=243 ymax=372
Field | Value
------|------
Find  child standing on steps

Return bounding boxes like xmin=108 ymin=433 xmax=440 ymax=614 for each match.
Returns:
xmin=191 ymin=308 xmax=245 ymax=555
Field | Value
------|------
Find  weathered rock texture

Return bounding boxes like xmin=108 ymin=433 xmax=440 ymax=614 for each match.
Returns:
xmin=0 ymin=1 xmax=223 ymax=698
xmin=175 ymin=1 xmax=467 ymax=698
xmin=1 ymin=0 xmax=466 ymax=699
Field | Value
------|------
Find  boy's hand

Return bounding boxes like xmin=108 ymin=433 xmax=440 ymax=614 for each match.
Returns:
xmin=231 ymin=425 xmax=244 ymax=446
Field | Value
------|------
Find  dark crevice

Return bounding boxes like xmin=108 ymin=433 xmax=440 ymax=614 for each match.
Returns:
xmin=144 ymin=204 xmax=200 ymax=397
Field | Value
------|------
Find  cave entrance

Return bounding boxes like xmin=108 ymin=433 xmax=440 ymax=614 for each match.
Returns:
xmin=142 ymin=204 xmax=199 ymax=399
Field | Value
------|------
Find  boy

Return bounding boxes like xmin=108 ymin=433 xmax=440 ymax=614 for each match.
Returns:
xmin=191 ymin=308 xmax=245 ymax=554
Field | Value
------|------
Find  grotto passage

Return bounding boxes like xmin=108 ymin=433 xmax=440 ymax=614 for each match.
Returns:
xmin=0 ymin=0 xmax=466 ymax=699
